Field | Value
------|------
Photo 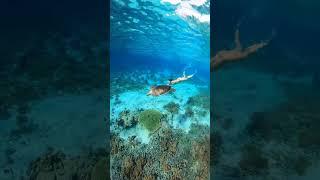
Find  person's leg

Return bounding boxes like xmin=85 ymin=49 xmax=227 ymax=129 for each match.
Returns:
xmin=243 ymin=41 xmax=268 ymax=56
xmin=234 ymin=29 xmax=242 ymax=51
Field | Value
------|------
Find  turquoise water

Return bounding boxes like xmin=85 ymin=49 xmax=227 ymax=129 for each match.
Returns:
xmin=110 ymin=2 xmax=210 ymax=178
xmin=110 ymin=0 xmax=210 ymax=142
xmin=110 ymin=0 xmax=210 ymax=68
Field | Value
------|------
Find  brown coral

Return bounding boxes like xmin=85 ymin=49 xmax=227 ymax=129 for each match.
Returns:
xmin=111 ymin=125 xmax=210 ymax=179
xmin=27 ymin=149 xmax=107 ymax=180
xmin=191 ymin=135 xmax=210 ymax=180
xmin=121 ymin=154 xmax=148 ymax=180
xmin=110 ymin=134 xmax=124 ymax=155
xmin=118 ymin=109 xmax=139 ymax=128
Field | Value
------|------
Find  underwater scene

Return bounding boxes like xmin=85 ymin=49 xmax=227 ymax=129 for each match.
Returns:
xmin=212 ymin=0 xmax=320 ymax=179
xmin=0 ymin=1 xmax=108 ymax=179
xmin=110 ymin=0 xmax=210 ymax=179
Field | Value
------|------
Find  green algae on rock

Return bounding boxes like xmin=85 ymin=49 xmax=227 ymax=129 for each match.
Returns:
xmin=138 ymin=109 xmax=162 ymax=133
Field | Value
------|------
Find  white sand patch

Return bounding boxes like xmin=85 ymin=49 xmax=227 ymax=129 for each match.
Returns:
xmin=119 ymin=124 xmax=150 ymax=144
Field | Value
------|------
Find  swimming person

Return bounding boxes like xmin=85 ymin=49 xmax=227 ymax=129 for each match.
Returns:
xmin=211 ymin=24 xmax=275 ymax=71
xmin=168 ymin=69 xmax=196 ymax=85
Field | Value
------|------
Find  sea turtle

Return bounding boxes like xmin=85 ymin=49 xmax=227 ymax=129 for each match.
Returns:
xmin=147 ymin=85 xmax=175 ymax=96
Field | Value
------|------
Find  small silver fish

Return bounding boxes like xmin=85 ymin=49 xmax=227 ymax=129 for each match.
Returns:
xmin=147 ymin=85 xmax=175 ymax=96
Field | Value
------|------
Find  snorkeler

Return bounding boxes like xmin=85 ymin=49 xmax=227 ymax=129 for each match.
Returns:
xmin=168 ymin=69 xmax=196 ymax=85
xmin=147 ymin=67 xmax=196 ymax=96
xmin=211 ymin=23 xmax=275 ymax=71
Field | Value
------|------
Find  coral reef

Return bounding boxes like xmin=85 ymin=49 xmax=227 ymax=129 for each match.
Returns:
xmin=117 ymin=109 xmax=139 ymax=129
xmin=111 ymin=124 xmax=209 ymax=180
xmin=122 ymin=154 xmax=148 ymax=179
xmin=110 ymin=134 xmax=125 ymax=155
xmin=109 ymin=67 xmax=210 ymax=179
xmin=191 ymin=135 xmax=210 ymax=179
xmin=187 ymin=94 xmax=210 ymax=110
xmin=184 ymin=106 xmax=194 ymax=117
xmin=27 ymin=149 xmax=108 ymax=180
xmin=163 ymin=102 xmax=180 ymax=115
xmin=138 ymin=109 xmax=162 ymax=133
